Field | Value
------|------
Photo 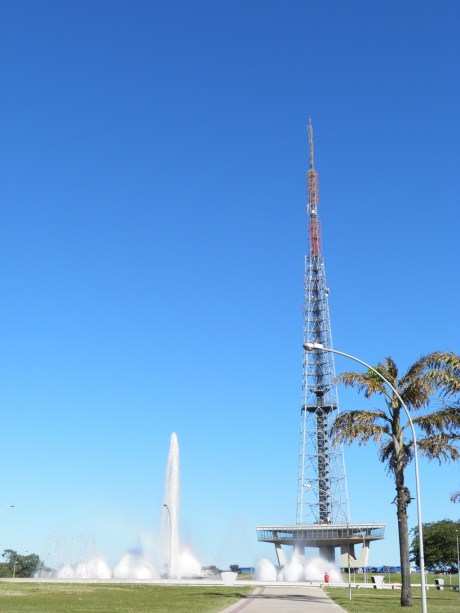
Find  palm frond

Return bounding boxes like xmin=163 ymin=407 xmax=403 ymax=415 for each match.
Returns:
xmin=424 ymin=351 xmax=460 ymax=396
xmin=451 ymin=491 xmax=460 ymax=503
xmin=380 ymin=356 xmax=398 ymax=381
xmin=397 ymin=355 xmax=442 ymax=409
xmin=334 ymin=371 xmax=388 ymax=399
xmin=400 ymin=378 xmax=434 ymax=410
xmin=401 ymin=355 xmax=428 ymax=384
xmin=428 ymin=351 xmax=460 ymax=371
xmin=331 ymin=410 xmax=389 ymax=446
xmin=417 ymin=434 xmax=460 ymax=463
xmin=378 ymin=439 xmax=413 ymax=472
xmin=378 ymin=439 xmax=395 ymax=464
xmin=413 ymin=406 xmax=460 ymax=436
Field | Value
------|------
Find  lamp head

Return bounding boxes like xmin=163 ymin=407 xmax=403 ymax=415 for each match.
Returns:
xmin=304 ymin=342 xmax=325 ymax=351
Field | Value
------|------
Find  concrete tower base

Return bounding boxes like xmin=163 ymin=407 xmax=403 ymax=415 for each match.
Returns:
xmin=257 ymin=523 xmax=385 ymax=568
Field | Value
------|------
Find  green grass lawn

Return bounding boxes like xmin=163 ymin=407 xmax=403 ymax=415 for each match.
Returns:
xmin=0 ymin=583 xmax=253 ymax=613
xmin=341 ymin=571 xmax=460 ymax=591
xmin=341 ymin=571 xmax=458 ymax=585
xmin=327 ymin=586 xmax=460 ymax=612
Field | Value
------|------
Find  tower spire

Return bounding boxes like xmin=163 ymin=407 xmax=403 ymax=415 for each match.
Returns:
xmin=307 ymin=120 xmax=321 ymax=254
xmin=308 ymin=118 xmax=315 ymax=170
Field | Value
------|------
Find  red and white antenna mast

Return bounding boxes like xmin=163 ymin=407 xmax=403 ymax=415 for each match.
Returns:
xmin=307 ymin=119 xmax=322 ymax=256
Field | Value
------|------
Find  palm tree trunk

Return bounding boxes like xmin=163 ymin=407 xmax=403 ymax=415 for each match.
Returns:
xmin=396 ymin=471 xmax=413 ymax=606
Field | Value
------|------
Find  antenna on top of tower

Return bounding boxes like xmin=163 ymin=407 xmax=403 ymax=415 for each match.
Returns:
xmin=308 ymin=118 xmax=315 ymax=169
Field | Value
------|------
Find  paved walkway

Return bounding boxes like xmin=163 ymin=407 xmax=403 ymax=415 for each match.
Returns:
xmin=219 ymin=586 xmax=346 ymax=613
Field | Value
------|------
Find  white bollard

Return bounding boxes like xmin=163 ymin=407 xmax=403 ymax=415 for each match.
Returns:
xmin=221 ymin=571 xmax=238 ymax=586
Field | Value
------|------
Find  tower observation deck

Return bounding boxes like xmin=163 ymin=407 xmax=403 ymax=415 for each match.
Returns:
xmin=256 ymin=122 xmax=384 ymax=568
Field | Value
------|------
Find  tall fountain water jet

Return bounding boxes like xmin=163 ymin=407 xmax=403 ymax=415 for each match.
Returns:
xmin=158 ymin=432 xmax=201 ymax=578
xmin=160 ymin=432 xmax=180 ymax=578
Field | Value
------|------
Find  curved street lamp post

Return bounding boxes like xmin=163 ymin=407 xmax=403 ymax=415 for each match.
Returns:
xmin=304 ymin=343 xmax=427 ymax=613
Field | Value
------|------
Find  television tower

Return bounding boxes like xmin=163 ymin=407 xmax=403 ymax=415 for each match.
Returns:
xmin=257 ymin=122 xmax=384 ymax=566
xmin=296 ymin=119 xmax=348 ymax=527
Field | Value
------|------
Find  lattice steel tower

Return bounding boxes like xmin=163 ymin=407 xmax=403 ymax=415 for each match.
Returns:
xmin=256 ymin=122 xmax=385 ymax=567
xmin=296 ymin=120 xmax=349 ymax=527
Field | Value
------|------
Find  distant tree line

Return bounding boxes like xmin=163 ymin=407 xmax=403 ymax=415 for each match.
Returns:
xmin=0 ymin=550 xmax=50 ymax=578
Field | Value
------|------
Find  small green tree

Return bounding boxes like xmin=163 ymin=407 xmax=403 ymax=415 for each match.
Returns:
xmin=411 ymin=519 xmax=460 ymax=571
xmin=229 ymin=564 xmax=240 ymax=573
xmin=0 ymin=550 xmax=45 ymax=578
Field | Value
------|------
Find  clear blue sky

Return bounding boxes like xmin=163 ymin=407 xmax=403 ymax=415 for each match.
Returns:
xmin=0 ymin=0 xmax=459 ymax=570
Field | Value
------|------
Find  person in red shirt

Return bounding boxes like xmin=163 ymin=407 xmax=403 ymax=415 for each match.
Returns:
xmin=324 ymin=572 xmax=330 ymax=583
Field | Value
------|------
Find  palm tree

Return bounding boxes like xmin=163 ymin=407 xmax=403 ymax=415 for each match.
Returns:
xmin=331 ymin=351 xmax=460 ymax=607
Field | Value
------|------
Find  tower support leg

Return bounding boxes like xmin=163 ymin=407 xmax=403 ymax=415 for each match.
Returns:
xmin=360 ymin=544 xmax=369 ymax=568
xmin=341 ymin=544 xmax=368 ymax=569
xmin=274 ymin=543 xmax=287 ymax=567
xmin=294 ymin=544 xmax=305 ymax=565
xmin=319 ymin=545 xmax=335 ymax=563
